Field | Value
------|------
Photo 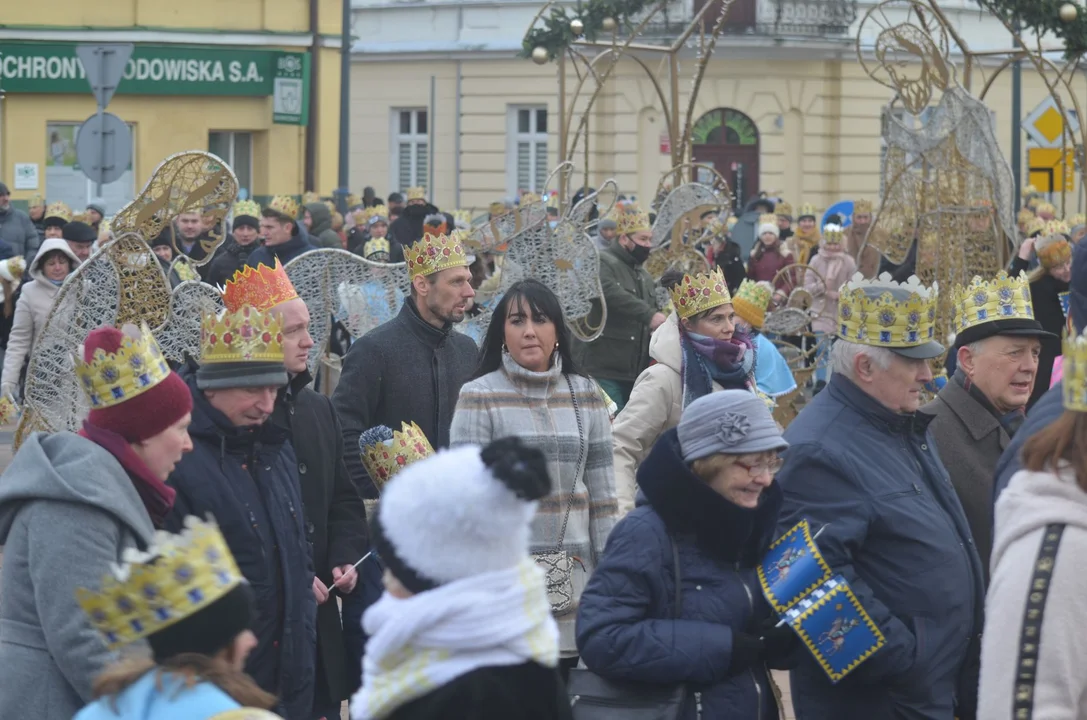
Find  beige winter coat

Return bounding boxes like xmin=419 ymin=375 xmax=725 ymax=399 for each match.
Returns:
xmin=1 ymin=239 xmax=79 ymax=396
xmin=611 ymin=313 xmax=723 ymax=515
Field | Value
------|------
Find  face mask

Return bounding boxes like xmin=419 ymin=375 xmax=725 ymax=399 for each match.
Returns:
xmin=629 ymin=243 xmax=651 ymax=265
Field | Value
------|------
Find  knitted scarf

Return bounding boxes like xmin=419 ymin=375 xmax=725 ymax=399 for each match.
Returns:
xmin=351 ymin=558 xmax=559 ymax=720
xmin=79 ymin=421 xmax=176 ymax=527
xmin=680 ymin=328 xmax=755 ymax=409
xmin=790 ymin=227 xmax=820 ymax=265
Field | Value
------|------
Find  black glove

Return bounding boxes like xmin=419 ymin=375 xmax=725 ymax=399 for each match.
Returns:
xmin=759 ymin=616 xmax=801 ymax=670
xmin=728 ymin=631 xmax=764 ymax=675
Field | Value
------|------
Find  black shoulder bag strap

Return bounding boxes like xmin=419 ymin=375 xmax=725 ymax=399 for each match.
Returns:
xmin=1012 ymin=522 xmax=1065 ymax=720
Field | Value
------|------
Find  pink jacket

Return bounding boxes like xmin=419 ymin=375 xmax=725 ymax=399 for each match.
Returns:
xmin=805 ymin=248 xmax=857 ymax=334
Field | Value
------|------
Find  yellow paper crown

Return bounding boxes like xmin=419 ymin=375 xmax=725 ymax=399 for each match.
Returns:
xmin=853 ymin=199 xmax=874 ymax=215
xmin=615 ymin=205 xmax=651 ymax=236
xmin=363 ymin=237 xmax=391 ymax=259
xmin=223 ymin=260 xmax=299 ymax=313
xmin=733 ymin=279 xmax=773 ymax=329
xmin=44 ymin=201 xmax=72 ymax=223
xmin=1028 ymin=197 xmax=1042 ymax=210
xmin=200 ymin=306 xmax=285 ymax=365
xmin=1064 ymin=328 xmax=1087 ymax=411
xmin=76 ymin=324 xmax=173 ymax=409
xmin=232 ymin=199 xmax=261 ymax=220
xmin=670 ymin=267 xmax=732 ymax=320
xmin=1069 ymin=213 xmax=1086 ymax=227
xmin=266 ymin=195 xmax=299 ymax=221
xmin=774 ymin=201 xmax=793 ymax=217
xmin=1037 ymin=234 xmax=1072 ymax=269
xmin=758 ymin=213 xmax=778 ymax=228
xmin=797 ymin=203 xmax=818 ymax=218
xmin=1024 ymin=183 xmax=1038 ymax=196
xmin=1044 ymin=219 xmax=1069 ymax=237
xmin=367 ymin=205 xmax=389 ymax=224
xmin=1037 ymin=202 xmax=1056 ymax=215
xmin=837 ymin=273 xmax=938 ymax=349
xmin=953 ymin=271 xmax=1034 ymax=334
xmin=302 ymin=191 xmax=320 ymax=204
xmin=1017 ymin=208 xmax=1035 ymax=225
xmin=360 ymin=422 xmax=435 ymax=490
xmin=822 ymin=224 xmax=845 ymax=247
xmin=28 ymin=194 xmax=44 ymax=209
xmin=1025 ymin=217 xmax=1046 ymax=236
xmin=406 ymin=187 xmax=426 ymax=201
xmin=726 ymin=216 xmax=739 ymax=229
xmin=0 ymin=394 xmax=20 ymax=425
xmin=452 ymin=209 xmax=472 ymax=226
xmin=489 ymin=201 xmax=508 ymax=215
xmin=75 ymin=516 xmax=244 ymax=650
xmin=405 ymin=232 xmax=469 ymax=280
xmin=702 ymin=216 xmax=724 ymax=237
xmin=520 ymin=192 xmax=541 ymax=205
xmin=347 ymin=193 xmax=361 ymax=207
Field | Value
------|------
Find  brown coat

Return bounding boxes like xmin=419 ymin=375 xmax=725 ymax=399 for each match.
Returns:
xmin=844 ymin=224 xmax=882 ymax=279
xmin=922 ymin=379 xmax=1010 ymax=581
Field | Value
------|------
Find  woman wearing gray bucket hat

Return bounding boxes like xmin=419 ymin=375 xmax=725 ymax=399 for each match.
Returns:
xmin=577 ymin=390 xmax=795 ymax=719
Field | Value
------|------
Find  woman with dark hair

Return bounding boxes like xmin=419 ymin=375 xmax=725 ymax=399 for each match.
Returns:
xmin=449 ymin=279 xmax=618 ymax=673
xmin=978 ymin=332 xmax=1087 ymax=718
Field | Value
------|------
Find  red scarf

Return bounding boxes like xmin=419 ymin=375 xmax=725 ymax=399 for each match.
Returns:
xmin=79 ymin=422 xmax=176 ymax=528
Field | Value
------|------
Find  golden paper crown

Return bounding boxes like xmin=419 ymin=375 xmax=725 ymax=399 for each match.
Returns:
xmin=670 ymin=267 xmax=732 ymax=320
xmin=1044 ymin=219 xmax=1069 ymax=237
xmin=797 ymin=203 xmax=818 ymax=219
xmin=44 ymin=201 xmax=72 ymax=223
xmin=837 ymin=273 xmax=938 ymax=349
xmin=1024 ymin=183 xmax=1038 ymax=196
xmin=1037 ymin=202 xmax=1056 ymax=215
xmin=28 ymin=194 xmax=44 ymax=209
xmin=489 ymin=201 xmax=508 ymax=215
xmin=1028 ymin=197 xmax=1042 ymax=210
xmin=452 ymin=209 xmax=473 ymax=226
xmin=223 ymin=260 xmax=299 ymax=313
xmin=1017 ymin=208 xmax=1036 ymax=225
xmin=363 ymin=237 xmax=391 ymax=259
xmin=774 ymin=201 xmax=793 ymax=217
xmin=726 ymin=216 xmax=739 ymax=229
xmin=75 ymin=516 xmax=244 ymax=650
xmin=367 ymin=205 xmax=389 ymax=224
xmin=347 ymin=193 xmax=361 ymax=207
xmin=1037 ymin=235 xmax=1072 ymax=269
xmin=360 ymin=422 xmax=434 ymax=490
xmin=232 ymin=199 xmax=261 ymax=220
xmin=76 ymin=324 xmax=173 ymax=409
xmin=733 ymin=279 xmax=773 ymax=329
xmin=520 ymin=192 xmax=541 ymax=205
xmin=853 ymin=199 xmax=874 ymax=215
xmin=0 ymin=393 xmax=20 ymax=425
xmin=701 ymin=216 xmax=724 ymax=237
xmin=953 ymin=271 xmax=1034 ymax=334
xmin=615 ymin=205 xmax=651 ymax=236
xmin=758 ymin=213 xmax=779 ymax=228
xmin=405 ymin=232 xmax=468 ymax=280
xmin=200 ymin=306 xmax=285 ymax=365
xmin=823 ymin=224 xmax=845 ymax=247
xmin=406 ymin=187 xmax=426 ymax=202
xmin=1026 ymin=217 xmax=1046 ymax=236
xmin=1064 ymin=328 xmax=1087 ymax=411
xmin=302 ymin=191 xmax=320 ymax=205
xmin=266 ymin=195 xmax=299 ymax=221
xmin=1069 ymin=214 xmax=1086 ymax=227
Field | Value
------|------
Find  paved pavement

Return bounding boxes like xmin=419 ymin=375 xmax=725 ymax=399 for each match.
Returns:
xmin=0 ymin=424 xmax=794 ymax=719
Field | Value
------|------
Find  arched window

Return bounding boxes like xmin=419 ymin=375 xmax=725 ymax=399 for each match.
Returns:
xmin=692 ymin=108 xmax=760 ymax=209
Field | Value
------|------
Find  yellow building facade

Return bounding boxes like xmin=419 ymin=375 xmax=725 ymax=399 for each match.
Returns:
xmin=351 ymin=49 xmax=1072 ymax=218
xmin=0 ymin=0 xmax=343 ymax=214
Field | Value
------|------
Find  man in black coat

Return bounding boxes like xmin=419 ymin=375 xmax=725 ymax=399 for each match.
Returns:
xmin=386 ymin=187 xmax=438 ymax=262
xmin=207 ymin=200 xmax=263 ymax=288
xmin=248 ymin=271 xmax=368 ymax=720
xmin=166 ymin=308 xmax=316 ymax=720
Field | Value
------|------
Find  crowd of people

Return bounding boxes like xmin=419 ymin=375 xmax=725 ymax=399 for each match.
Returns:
xmin=0 ymin=172 xmax=1085 ymax=720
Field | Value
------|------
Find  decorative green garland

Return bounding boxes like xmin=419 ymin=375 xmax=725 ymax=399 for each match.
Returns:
xmin=520 ymin=0 xmax=654 ymax=62
xmin=975 ymin=0 xmax=1087 ymax=57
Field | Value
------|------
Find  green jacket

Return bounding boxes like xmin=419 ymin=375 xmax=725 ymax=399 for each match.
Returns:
xmin=579 ymin=242 xmax=659 ymax=383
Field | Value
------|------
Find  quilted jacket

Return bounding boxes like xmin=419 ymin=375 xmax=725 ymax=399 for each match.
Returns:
xmin=577 ymin=429 xmax=781 ymax=720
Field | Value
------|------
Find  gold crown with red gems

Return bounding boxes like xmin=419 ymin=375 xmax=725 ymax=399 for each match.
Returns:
xmin=359 ymin=421 xmax=435 ymax=491
xmin=222 ymin=260 xmax=298 ymax=313
xmin=266 ymin=195 xmax=299 ymax=221
xmin=200 ymin=306 xmax=284 ymax=364
xmin=670 ymin=267 xmax=732 ymax=320
xmin=405 ymin=232 xmax=469 ymax=280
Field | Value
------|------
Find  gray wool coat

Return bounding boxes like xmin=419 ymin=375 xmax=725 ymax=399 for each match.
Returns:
xmin=0 ymin=431 xmax=156 ymax=720
xmin=922 ymin=379 xmax=1010 ymax=581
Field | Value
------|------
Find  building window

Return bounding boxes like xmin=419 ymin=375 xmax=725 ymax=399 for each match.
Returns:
xmin=392 ymin=109 xmax=428 ymax=192
xmin=507 ymin=106 xmax=548 ymax=197
xmin=209 ymin=132 xmax=253 ymax=197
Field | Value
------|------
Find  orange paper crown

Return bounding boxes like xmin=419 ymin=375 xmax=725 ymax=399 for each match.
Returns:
xmin=223 ymin=260 xmax=299 ymax=313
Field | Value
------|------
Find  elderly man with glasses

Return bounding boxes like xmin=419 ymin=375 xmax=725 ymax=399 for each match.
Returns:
xmin=774 ymin=273 xmax=984 ymax=720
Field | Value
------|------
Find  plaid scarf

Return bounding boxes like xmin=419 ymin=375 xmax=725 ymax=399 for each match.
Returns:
xmin=954 ymin=369 xmax=1026 ymax=438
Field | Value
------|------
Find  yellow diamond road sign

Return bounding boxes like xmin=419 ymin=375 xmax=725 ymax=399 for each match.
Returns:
xmin=1024 ymin=97 xmax=1080 ymax=149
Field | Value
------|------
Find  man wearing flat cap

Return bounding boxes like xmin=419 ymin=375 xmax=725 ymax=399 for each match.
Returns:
xmin=775 ymin=273 xmax=984 ymax=719
xmin=923 ymin=271 xmax=1053 ymax=580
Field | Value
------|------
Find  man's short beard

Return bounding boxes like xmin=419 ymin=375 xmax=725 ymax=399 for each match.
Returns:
xmin=428 ymin=297 xmax=465 ymax=325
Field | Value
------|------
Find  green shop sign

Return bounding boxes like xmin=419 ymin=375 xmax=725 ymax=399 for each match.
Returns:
xmin=0 ymin=42 xmax=307 ymax=97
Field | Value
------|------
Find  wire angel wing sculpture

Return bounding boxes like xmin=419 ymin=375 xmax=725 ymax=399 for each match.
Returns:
xmin=15 ymin=151 xmax=235 ymax=448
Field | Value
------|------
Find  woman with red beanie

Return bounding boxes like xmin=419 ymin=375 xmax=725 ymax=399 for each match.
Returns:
xmin=0 ymin=323 xmax=194 ymax=720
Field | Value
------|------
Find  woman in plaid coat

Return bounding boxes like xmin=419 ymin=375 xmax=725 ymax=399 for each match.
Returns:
xmin=450 ymin=279 xmax=619 ymax=672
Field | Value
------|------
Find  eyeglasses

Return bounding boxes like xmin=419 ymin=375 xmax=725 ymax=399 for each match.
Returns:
xmin=734 ymin=456 xmax=785 ymax=478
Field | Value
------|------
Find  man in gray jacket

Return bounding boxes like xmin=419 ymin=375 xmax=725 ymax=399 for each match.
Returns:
xmin=0 ymin=182 xmax=41 ymax=265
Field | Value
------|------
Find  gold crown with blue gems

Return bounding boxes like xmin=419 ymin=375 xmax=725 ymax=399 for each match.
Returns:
xmin=837 ymin=273 xmax=938 ymax=349
xmin=952 ymin=271 xmax=1034 ymax=334
xmin=76 ymin=324 xmax=172 ymax=409
xmin=670 ymin=267 xmax=732 ymax=320
xmin=1064 ymin=328 xmax=1087 ymax=412
xmin=75 ymin=516 xmax=244 ymax=650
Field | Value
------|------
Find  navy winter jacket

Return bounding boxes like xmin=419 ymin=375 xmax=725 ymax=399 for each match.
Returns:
xmin=577 ymin=429 xmax=782 ymax=720
xmin=776 ymin=374 xmax=984 ymax=720
xmin=246 ymin=232 xmax=315 ymax=268
xmin=165 ymin=371 xmax=317 ymax=720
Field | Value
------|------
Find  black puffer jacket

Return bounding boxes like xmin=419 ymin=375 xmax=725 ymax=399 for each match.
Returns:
xmin=207 ymin=235 xmax=259 ymax=288
xmin=165 ymin=370 xmax=317 ymax=720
